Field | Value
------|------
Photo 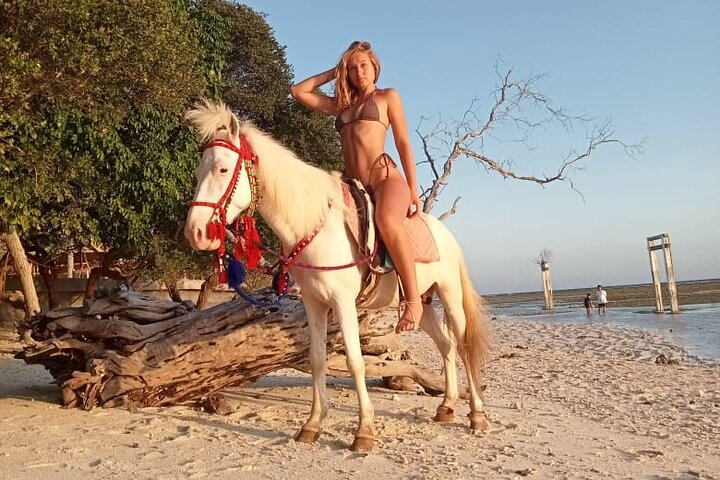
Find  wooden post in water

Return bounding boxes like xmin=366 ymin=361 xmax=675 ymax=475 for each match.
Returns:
xmin=646 ymin=233 xmax=680 ymax=313
xmin=647 ymin=243 xmax=664 ymax=312
xmin=662 ymin=236 xmax=680 ymax=313
xmin=540 ymin=259 xmax=554 ymax=311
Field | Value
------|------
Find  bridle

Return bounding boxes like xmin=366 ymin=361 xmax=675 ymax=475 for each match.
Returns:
xmin=189 ymin=136 xmax=262 ymax=280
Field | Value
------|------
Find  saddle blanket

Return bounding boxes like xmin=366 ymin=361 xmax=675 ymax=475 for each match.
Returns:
xmin=342 ymin=179 xmax=440 ymax=267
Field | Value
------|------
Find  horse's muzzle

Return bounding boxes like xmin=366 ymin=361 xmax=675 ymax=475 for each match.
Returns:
xmin=184 ymin=223 xmax=221 ymax=251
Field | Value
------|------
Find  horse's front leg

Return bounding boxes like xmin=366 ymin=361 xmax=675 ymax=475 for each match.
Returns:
xmin=295 ymin=296 xmax=330 ymax=444
xmin=333 ymin=297 xmax=375 ymax=451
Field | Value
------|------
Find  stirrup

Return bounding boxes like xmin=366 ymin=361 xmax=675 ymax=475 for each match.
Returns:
xmin=396 ymin=300 xmax=422 ymax=333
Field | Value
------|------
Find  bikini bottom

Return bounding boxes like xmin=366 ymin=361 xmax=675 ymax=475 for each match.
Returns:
xmin=364 ymin=153 xmax=397 ymax=197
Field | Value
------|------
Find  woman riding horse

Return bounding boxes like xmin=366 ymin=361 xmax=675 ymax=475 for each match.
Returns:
xmin=291 ymin=40 xmax=423 ymax=334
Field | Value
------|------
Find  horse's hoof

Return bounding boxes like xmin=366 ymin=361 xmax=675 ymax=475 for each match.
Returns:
xmin=350 ymin=435 xmax=375 ymax=452
xmin=433 ymin=405 xmax=455 ymax=423
xmin=295 ymin=428 xmax=320 ymax=443
xmin=468 ymin=412 xmax=489 ymax=432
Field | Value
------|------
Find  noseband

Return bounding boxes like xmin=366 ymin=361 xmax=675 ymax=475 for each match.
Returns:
xmin=190 ymin=136 xmax=262 ymax=277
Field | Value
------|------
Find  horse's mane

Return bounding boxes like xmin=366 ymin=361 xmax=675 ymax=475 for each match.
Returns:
xmin=185 ymin=99 xmax=236 ymax=142
xmin=186 ymin=100 xmax=345 ymax=238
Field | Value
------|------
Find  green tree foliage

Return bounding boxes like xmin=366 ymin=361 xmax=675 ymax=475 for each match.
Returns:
xmin=1 ymin=0 xmax=342 ymax=299
xmin=0 ymin=0 xmax=209 ymax=287
xmin=1 ymin=0 xmax=204 ymax=234
xmin=202 ymin=1 xmax=342 ymax=171
xmin=0 ymin=0 xmax=202 ymax=120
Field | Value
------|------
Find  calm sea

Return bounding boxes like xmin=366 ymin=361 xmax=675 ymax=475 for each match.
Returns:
xmin=489 ymin=301 xmax=720 ymax=362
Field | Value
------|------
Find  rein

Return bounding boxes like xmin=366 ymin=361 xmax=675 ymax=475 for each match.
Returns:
xmin=261 ymin=200 xmax=379 ymax=294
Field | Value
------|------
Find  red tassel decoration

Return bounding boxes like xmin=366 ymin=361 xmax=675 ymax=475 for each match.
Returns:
xmin=213 ymin=252 xmax=228 ymax=285
xmin=241 ymin=215 xmax=262 ymax=269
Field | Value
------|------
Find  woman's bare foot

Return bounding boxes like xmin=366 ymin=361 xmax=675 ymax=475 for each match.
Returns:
xmin=395 ymin=300 xmax=423 ymax=333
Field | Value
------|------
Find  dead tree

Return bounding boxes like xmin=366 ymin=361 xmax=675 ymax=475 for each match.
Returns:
xmin=17 ymin=285 xmax=446 ymax=412
xmin=416 ymin=63 xmax=643 ymax=219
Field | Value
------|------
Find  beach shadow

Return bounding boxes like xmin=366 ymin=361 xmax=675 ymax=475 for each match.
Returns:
xmin=138 ymin=408 xmax=291 ymax=441
xmin=134 ymin=406 xmax=361 ymax=451
xmin=225 ymin=377 xmax=453 ymax=432
xmin=0 ymin=357 xmax=61 ymax=404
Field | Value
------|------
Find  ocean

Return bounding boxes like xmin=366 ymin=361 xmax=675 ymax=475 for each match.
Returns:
xmin=489 ymin=301 xmax=720 ymax=362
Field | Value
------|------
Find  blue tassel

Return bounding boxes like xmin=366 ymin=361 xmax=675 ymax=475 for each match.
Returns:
xmin=225 ymin=255 xmax=246 ymax=290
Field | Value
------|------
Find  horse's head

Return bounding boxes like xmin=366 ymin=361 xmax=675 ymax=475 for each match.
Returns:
xmin=184 ymin=101 xmax=257 ymax=251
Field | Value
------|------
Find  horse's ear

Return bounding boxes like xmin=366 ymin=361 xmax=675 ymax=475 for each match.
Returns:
xmin=229 ymin=114 xmax=240 ymax=138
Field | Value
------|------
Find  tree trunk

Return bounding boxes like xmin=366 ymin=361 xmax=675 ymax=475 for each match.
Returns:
xmin=0 ymin=252 xmax=9 ymax=291
xmin=38 ymin=264 xmax=60 ymax=310
xmin=165 ymin=282 xmax=184 ymax=303
xmin=1 ymin=232 xmax=40 ymax=318
xmin=17 ymin=286 xmax=443 ymax=411
xmin=196 ymin=272 xmax=218 ymax=310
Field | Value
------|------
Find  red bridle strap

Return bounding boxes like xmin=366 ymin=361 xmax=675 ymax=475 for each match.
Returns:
xmin=189 ymin=136 xmax=262 ymax=277
xmin=189 ymin=137 xmax=254 ymax=213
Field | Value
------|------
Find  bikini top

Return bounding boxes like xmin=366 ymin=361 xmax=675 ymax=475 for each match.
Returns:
xmin=334 ymin=93 xmax=389 ymax=133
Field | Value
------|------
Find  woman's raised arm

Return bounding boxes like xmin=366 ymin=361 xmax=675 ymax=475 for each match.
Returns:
xmin=290 ymin=68 xmax=339 ymax=116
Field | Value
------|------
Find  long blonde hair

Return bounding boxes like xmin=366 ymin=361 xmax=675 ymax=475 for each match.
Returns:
xmin=334 ymin=41 xmax=381 ymax=110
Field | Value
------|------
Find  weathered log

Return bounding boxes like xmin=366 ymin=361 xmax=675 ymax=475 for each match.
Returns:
xmin=17 ymin=285 xmax=445 ymax=411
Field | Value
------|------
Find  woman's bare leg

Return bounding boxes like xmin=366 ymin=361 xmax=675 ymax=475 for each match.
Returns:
xmin=372 ymin=176 xmax=423 ymax=332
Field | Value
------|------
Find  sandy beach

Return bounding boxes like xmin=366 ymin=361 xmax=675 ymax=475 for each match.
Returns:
xmin=1 ymin=314 xmax=718 ymax=480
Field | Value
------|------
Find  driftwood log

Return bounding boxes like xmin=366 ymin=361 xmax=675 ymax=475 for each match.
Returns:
xmin=17 ymin=285 xmax=446 ymax=412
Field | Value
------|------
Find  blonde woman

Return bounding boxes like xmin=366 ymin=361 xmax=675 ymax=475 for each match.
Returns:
xmin=291 ymin=40 xmax=422 ymax=333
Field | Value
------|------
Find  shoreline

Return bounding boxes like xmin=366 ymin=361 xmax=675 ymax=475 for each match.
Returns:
xmin=484 ymin=278 xmax=720 ymax=308
xmin=489 ymin=302 xmax=720 ymax=364
xmin=1 ymin=316 xmax=718 ymax=479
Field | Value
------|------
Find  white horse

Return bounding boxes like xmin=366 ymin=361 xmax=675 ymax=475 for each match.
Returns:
xmin=184 ymin=100 xmax=491 ymax=451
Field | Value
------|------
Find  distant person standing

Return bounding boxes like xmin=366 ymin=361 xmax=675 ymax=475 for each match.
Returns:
xmin=583 ymin=293 xmax=594 ymax=316
xmin=596 ymin=285 xmax=608 ymax=314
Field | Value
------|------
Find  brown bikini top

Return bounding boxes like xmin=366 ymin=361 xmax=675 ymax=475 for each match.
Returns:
xmin=335 ymin=93 xmax=389 ymax=133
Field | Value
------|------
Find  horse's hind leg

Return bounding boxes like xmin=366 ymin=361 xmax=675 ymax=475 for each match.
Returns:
xmin=295 ymin=297 xmax=330 ymax=443
xmin=438 ymin=285 xmax=487 ymax=431
xmin=437 ymin=286 xmax=488 ymax=432
xmin=418 ymin=301 xmax=460 ymax=423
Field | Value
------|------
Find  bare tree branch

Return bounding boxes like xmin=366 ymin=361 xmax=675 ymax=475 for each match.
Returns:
xmin=534 ymin=248 xmax=553 ymax=266
xmin=417 ymin=62 xmax=644 ymax=219
xmin=437 ymin=197 xmax=461 ymax=222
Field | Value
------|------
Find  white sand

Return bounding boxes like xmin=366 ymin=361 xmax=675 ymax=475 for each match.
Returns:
xmin=1 ymin=318 xmax=718 ymax=480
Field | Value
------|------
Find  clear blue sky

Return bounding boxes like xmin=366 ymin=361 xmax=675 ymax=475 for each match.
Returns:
xmin=240 ymin=1 xmax=720 ymax=294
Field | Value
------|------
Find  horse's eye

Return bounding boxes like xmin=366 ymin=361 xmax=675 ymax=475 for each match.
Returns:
xmin=220 ymin=168 xmax=228 ymax=174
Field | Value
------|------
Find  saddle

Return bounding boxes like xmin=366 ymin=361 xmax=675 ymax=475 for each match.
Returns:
xmin=342 ymin=178 xmax=439 ymax=308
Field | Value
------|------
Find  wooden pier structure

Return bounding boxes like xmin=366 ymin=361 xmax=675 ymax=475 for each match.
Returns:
xmin=646 ymin=233 xmax=679 ymax=313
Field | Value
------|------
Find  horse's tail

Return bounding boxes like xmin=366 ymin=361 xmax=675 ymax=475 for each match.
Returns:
xmin=459 ymin=251 xmax=492 ymax=388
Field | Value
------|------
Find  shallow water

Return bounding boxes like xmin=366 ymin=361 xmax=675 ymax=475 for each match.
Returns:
xmin=489 ymin=301 xmax=720 ymax=362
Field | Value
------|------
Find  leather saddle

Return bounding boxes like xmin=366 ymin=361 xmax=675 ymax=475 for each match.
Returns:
xmin=342 ymin=178 xmax=439 ymax=308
